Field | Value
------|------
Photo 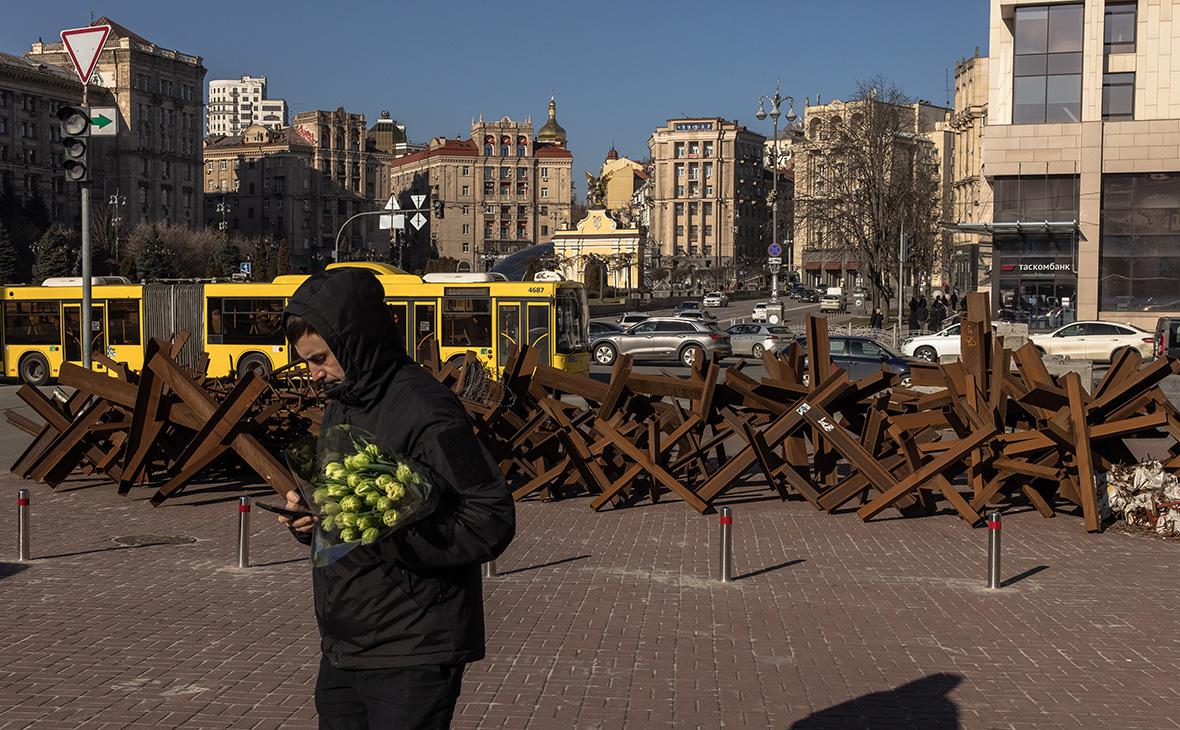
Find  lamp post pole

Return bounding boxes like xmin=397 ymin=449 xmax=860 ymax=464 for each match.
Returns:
xmin=756 ymin=82 xmax=796 ymax=305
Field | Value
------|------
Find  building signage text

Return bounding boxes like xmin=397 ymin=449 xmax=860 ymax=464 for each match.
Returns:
xmin=674 ymin=122 xmax=714 ymax=131
xmin=1000 ymin=262 xmax=1076 ymax=274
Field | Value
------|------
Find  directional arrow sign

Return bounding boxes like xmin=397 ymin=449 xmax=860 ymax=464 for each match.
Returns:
xmin=410 ymin=212 xmax=427 ymax=230
xmin=60 ymin=25 xmax=111 ymax=84
xmin=89 ymin=107 xmax=117 ymax=137
xmin=411 ymin=194 xmax=426 ymax=209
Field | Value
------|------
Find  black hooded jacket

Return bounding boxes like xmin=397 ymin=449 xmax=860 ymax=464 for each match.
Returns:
xmin=284 ymin=268 xmax=516 ymax=670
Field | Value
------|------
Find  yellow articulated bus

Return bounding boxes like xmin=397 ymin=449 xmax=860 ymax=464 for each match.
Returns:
xmin=1 ymin=262 xmax=590 ymax=385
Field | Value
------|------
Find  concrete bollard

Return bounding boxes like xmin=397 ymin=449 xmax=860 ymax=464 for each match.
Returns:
xmin=719 ymin=507 xmax=733 ymax=582
xmin=237 ymin=496 xmax=251 ymax=568
xmin=17 ymin=489 xmax=30 ymax=562
xmin=987 ymin=510 xmax=1001 ymax=589
xmin=482 ymin=560 xmax=496 ymax=579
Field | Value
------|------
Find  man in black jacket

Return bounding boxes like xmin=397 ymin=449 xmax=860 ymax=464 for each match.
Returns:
xmin=277 ymin=268 xmax=516 ymax=729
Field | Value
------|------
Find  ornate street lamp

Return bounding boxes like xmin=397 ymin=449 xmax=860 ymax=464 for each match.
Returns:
xmin=756 ymin=82 xmax=797 ymax=304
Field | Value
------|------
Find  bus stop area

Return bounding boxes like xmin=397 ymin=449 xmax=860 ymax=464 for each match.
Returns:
xmin=2 ymin=471 xmax=1180 ymax=730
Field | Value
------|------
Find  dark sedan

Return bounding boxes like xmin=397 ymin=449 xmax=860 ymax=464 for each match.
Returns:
xmin=795 ymin=335 xmax=918 ymax=386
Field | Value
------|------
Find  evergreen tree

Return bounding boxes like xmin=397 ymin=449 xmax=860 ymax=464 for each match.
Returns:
xmin=214 ymin=241 xmax=243 ymax=277
xmin=0 ymin=219 xmax=21 ymax=284
xmin=31 ymin=226 xmax=79 ymax=283
xmin=134 ymin=225 xmax=178 ymax=281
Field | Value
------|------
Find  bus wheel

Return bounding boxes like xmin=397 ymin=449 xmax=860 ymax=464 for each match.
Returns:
xmin=18 ymin=353 xmax=50 ymax=386
xmin=237 ymin=353 xmax=272 ymax=379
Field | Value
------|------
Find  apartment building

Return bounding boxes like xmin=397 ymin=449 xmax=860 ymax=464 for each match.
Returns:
xmin=982 ymin=0 xmax=1179 ymax=329
xmin=386 ymin=99 xmax=574 ymax=271
xmin=648 ymin=118 xmax=770 ymax=272
xmin=207 ymin=76 xmax=288 ymax=136
xmin=27 ymin=18 xmax=206 ymax=229
xmin=0 ymin=52 xmax=82 ymax=225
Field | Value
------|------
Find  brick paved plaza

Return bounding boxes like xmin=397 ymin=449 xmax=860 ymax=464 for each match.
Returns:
xmin=1 ymin=473 xmax=1179 ymax=729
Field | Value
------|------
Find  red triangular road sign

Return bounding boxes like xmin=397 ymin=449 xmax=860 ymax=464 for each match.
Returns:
xmin=60 ymin=25 xmax=111 ymax=84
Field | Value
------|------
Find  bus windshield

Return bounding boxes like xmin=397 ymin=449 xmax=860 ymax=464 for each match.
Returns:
xmin=555 ymin=290 xmax=588 ymax=354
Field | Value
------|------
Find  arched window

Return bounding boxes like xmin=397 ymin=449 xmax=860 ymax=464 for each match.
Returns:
xmin=809 ymin=118 xmax=822 ymax=140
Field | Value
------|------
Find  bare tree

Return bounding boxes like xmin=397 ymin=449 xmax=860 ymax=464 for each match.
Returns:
xmin=794 ymin=77 xmax=942 ymax=307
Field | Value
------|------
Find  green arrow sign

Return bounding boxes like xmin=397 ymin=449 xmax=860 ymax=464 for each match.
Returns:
xmin=90 ymin=113 xmax=113 ymax=129
xmin=88 ymin=107 xmax=117 ymax=137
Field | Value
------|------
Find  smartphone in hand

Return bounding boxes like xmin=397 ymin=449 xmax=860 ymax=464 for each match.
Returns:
xmin=255 ymin=501 xmax=315 ymax=520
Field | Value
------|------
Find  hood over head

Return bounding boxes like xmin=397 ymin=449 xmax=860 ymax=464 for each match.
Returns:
xmin=284 ymin=268 xmax=407 ymax=405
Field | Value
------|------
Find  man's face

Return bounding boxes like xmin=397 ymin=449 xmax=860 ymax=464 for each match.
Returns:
xmin=294 ymin=332 xmax=345 ymax=384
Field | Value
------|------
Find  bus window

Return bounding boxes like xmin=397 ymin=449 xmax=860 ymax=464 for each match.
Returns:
xmin=497 ymin=303 xmax=520 ymax=368
xmin=442 ymin=297 xmax=492 ymax=349
xmin=4 ymin=301 xmax=61 ymax=345
xmin=64 ymin=304 xmax=105 ymax=363
xmin=386 ymin=301 xmax=408 ymax=352
xmin=207 ymin=297 xmax=285 ymax=345
xmin=527 ymin=303 xmax=550 ymax=366
xmin=555 ymin=292 xmax=588 ymax=354
xmin=108 ymin=300 xmax=141 ymax=345
xmin=413 ymin=303 xmax=436 ymax=360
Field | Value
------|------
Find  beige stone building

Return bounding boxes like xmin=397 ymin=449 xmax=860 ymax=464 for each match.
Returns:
xmin=207 ymin=76 xmax=288 ymax=136
xmin=600 ymin=148 xmax=648 ymax=221
xmin=648 ymin=118 xmax=770 ymax=278
xmin=948 ymin=53 xmax=992 ymax=293
xmin=27 ymin=18 xmax=206 ymax=229
xmin=791 ymin=99 xmax=948 ymax=289
xmin=202 ymin=125 xmax=317 ymax=267
xmin=386 ymin=98 xmax=574 ymax=272
xmin=982 ymin=0 xmax=1180 ymax=330
xmin=292 ymin=108 xmax=393 ymax=261
xmin=0 ymin=52 xmax=83 ymax=226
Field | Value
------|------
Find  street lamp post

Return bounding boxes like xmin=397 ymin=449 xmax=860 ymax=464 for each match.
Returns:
xmin=108 ymin=191 xmax=126 ymax=264
xmin=756 ymin=82 xmax=797 ymax=305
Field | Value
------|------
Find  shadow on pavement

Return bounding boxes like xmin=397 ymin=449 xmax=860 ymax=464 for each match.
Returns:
xmin=0 ymin=562 xmax=28 ymax=581
xmin=498 ymin=554 xmax=591 ymax=576
xmin=35 ymin=539 xmax=193 ymax=560
xmin=1002 ymin=564 xmax=1049 ymax=587
xmin=737 ymin=558 xmax=804 ymax=581
xmin=789 ymin=672 xmax=962 ymax=729
xmin=253 ymin=556 xmax=308 ymax=567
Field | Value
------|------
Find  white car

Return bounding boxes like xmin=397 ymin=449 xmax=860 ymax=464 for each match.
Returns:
xmin=902 ymin=323 xmax=963 ymax=362
xmin=819 ymin=294 xmax=843 ymax=313
xmin=1029 ymin=320 xmax=1154 ymax=362
xmin=703 ymin=291 xmax=729 ymax=308
xmin=751 ymin=302 xmax=768 ymax=322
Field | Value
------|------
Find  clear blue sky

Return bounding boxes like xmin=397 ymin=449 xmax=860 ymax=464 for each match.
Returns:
xmin=5 ymin=0 xmax=989 ymax=197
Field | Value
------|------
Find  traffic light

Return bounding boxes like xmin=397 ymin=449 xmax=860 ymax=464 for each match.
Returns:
xmin=432 ymin=199 xmax=444 ymax=219
xmin=56 ymin=106 xmax=90 ymax=183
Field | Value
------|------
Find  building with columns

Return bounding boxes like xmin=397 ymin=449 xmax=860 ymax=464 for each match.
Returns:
xmin=948 ymin=52 xmax=992 ymax=294
xmin=386 ymin=98 xmax=573 ymax=272
xmin=981 ymin=0 xmax=1180 ymax=330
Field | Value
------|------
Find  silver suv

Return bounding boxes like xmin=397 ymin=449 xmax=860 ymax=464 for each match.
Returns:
xmin=592 ymin=317 xmax=732 ymax=367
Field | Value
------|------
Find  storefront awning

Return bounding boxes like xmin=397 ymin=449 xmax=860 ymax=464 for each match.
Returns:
xmin=945 ymin=220 xmax=1079 ymax=235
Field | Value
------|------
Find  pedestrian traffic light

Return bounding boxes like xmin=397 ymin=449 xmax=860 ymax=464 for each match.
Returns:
xmin=432 ymin=199 xmax=444 ymax=219
xmin=56 ymin=105 xmax=90 ymax=183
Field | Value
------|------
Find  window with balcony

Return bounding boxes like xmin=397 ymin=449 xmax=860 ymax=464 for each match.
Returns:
xmin=1104 ymin=3 xmax=1136 ymax=54
xmin=1103 ymin=72 xmax=1135 ymax=121
xmin=1013 ymin=3 xmax=1083 ymax=124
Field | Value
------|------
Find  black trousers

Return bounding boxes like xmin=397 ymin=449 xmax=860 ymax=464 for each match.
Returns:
xmin=315 ymin=656 xmax=465 ymax=730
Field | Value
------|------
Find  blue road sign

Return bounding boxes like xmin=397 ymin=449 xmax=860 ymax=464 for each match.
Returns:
xmin=767 ymin=243 xmax=782 ymax=257
xmin=240 ymin=262 xmax=252 ymax=275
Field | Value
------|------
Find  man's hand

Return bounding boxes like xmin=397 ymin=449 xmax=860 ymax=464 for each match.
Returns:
xmin=278 ymin=490 xmax=316 ymax=534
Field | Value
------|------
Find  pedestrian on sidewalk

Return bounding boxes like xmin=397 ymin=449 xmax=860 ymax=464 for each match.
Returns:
xmin=907 ymin=296 xmax=920 ymax=331
xmin=916 ymin=296 xmax=929 ymax=331
xmin=277 ymin=268 xmax=516 ymax=730
xmin=870 ymin=307 xmax=884 ymax=331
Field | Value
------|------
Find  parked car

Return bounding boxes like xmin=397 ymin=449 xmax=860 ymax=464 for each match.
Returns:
xmin=1155 ymin=317 xmax=1180 ymax=359
xmin=702 ymin=291 xmax=729 ymax=308
xmin=676 ymin=309 xmax=718 ymax=323
xmin=902 ymin=323 xmax=964 ymax=362
xmin=591 ymin=317 xmax=732 ymax=367
xmin=751 ymin=302 xmax=768 ymax=322
xmin=589 ymin=321 xmax=625 ymax=338
xmin=616 ymin=311 xmax=650 ymax=326
xmin=796 ymin=335 xmax=917 ymax=386
xmin=1029 ymin=320 xmax=1154 ymax=362
xmin=797 ymin=288 xmax=820 ymax=304
xmin=819 ymin=294 xmax=844 ymax=313
xmin=726 ymin=323 xmax=796 ymax=358
xmin=673 ymin=301 xmax=701 ymax=315
xmin=787 ymin=284 xmax=807 ymax=300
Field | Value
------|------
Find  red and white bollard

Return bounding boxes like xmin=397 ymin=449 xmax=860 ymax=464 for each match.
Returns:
xmin=719 ymin=506 xmax=733 ymax=582
xmin=987 ymin=510 xmax=1001 ymax=589
xmin=17 ymin=489 xmax=30 ymax=562
xmin=237 ymin=496 xmax=251 ymax=568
